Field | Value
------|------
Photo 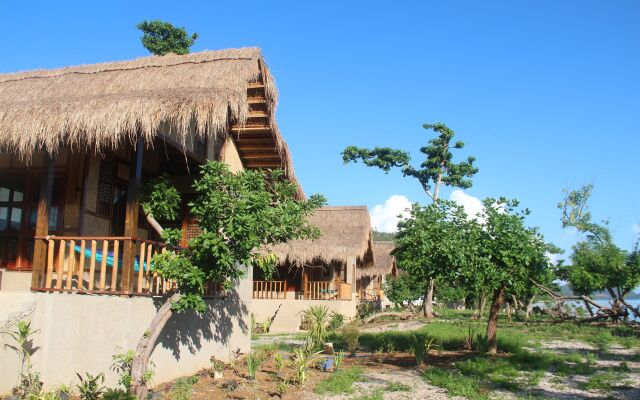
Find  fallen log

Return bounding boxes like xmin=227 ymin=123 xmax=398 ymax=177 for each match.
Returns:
xmin=362 ymin=312 xmax=414 ymax=324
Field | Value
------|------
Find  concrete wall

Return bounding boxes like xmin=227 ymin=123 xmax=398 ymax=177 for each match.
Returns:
xmin=0 ymin=269 xmax=252 ymax=394
xmin=250 ymin=298 xmax=358 ymax=334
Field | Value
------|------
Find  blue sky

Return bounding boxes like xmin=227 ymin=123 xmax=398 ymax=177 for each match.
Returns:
xmin=1 ymin=1 xmax=638 ymax=258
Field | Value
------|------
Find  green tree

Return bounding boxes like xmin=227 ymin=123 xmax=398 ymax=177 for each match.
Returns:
xmin=557 ymin=184 xmax=640 ymax=319
xmin=464 ymin=198 xmax=549 ymax=354
xmin=384 ymin=273 xmax=425 ymax=308
xmin=137 ymin=20 xmax=198 ymax=55
xmin=392 ymin=201 xmax=469 ymax=316
xmin=129 ymin=162 xmax=325 ymax=398
xmin=342 ymin=122 xmax=478 ymax=318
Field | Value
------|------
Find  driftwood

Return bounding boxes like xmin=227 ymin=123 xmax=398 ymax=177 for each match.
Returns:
xmin=362 ymin=312 xmax=414 ymax=324
xmin=530 ymin=279 xmax=633 ymax=322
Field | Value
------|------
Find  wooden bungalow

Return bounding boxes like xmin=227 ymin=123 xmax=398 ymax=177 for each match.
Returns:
xmin=0 ymin=48 xmax=302 ymax=391
xmin=253 ymin=206 xmax=374 ymax=301
xmin=0 ymin=47 xmax=302 ymax=295
xmin=357 ymin=240 xmax=397 ymax=301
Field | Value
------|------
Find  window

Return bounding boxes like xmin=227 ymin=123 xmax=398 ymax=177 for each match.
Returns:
xmin=97 ymin=161 xmax=115 ymax=216
xmin=194 ymin=136 xmax=208 ymax=159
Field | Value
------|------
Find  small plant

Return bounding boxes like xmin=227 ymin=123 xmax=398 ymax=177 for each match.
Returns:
xmin=342 ymin=325 xmax=360 ymax=355
xmin=260 ymin=320 xmax=272 ymax=334
xmin=385 ymin=382 xmax=411 ymax=392
xmin=111 ymin=349 xmax=134 ymax=390
xmin=246 ymin=351 xmax=263 ymax=380
xmin=291 ymin=348 xmax=323 ymax=385
xmin=169 ymin=376 xmax=198 ymax=400
xmin=274 ymin=353 xmax=285 ymax=373
xmin=328 ymin=312 xmax=346 ymax=331
xmin=210 ymin=356 xmax=225 ymax=372
xmin=75 ymin=372 xmax=105 ymax=400
xmin=303 ymin=305 xmax=331 ymax=351
xmin=230 ymin=347 xmax=244 ymax=369
xmin=463 ymin=325 xmax=476 ymax=351
xmin=276 ymin=380 xmax=289 ymax=395
xmin=220 ymin=379 xmax=238 ymax=392
xmin=102 ymin=388 xmax=137 ymax=400
xmin=4 ymin=320 xmax=42 ymax=398
xmin=410 ymin=334 xmax=437 ymax=365
xmin=334 ymin=351 xmax=346 ymax=370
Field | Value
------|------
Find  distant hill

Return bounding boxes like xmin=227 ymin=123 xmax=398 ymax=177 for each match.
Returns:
xmin=373 ymin=230 xmax=396 ymax=241
xmin=557 ymin=284 xmax=640 ymax=300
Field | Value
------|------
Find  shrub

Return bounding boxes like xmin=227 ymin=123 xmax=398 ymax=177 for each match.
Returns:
xmin=169 ymin=376 xmax=198 ymax=400
xmin=75 ymin=373 xmax=105 ymax=400
xmin=329 ymin=312 xmax=346 ymax=331
xmin=303 ymin=306 xmax=331 ymax=350
xmin=342 ymin=325 xmax=360 ymax=354
xmin=102 ymin=388 xmax=137 ymax=400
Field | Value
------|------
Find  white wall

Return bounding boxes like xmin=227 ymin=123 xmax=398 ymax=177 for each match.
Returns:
xmin=0 ymin=270 xmax=252 ymax=394
xmin=250 ymin=298 xmax=358 ymax=333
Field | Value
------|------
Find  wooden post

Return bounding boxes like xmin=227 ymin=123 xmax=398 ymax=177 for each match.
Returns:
xmin=303 ymin=267 xmax=308 ymax=299
xmin=121 ymin=136 xmax=144 ymax=294
xmin=31 ymin=153 xmax=55 ymax=289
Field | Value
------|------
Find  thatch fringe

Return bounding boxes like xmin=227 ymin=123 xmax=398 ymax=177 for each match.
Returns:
xmin=0 ymin=48 xmax=298 ymax=183
xmin=270 ymin=206 xmax=373 ymax=267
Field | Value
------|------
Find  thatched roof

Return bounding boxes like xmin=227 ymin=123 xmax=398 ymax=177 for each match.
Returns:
xmin=270 ymin=206 xmax=374 ymax=267
xmin=372 ymin=241 xmax=396 ymax=275
xmin=0 ymin=47 xmax=299 ymax=188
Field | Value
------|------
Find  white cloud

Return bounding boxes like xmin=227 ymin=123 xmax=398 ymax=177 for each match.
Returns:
xmin=370 ymin=195 xmax=412 ymax=233
xmin=449 ymin=189 xmax=483 ymax=221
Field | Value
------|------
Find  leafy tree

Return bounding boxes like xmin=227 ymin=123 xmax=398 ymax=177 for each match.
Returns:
xmin=462 ymin=198 xmax=549 ymax=354
xmin=342 ymin=122 xmax=478 ymax=318
xmin=557 ymin=184 xmax=640 ymax=319
xmin=391 ymin=201 xmax=469 ymax=316
xmin=384 ymin=273 xmax=425 ymax=308
xmin=137 ymin=20 xmax=198 ymax=55
xmin=130 ymin=162 xmax=325 ymax=397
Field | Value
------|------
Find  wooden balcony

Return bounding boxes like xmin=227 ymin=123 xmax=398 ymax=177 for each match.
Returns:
xmin=252 ymin=280 xmax=287 ymax=299
xmin=31 ymin=235 xmax=174 ymax=296
xmin=305 ymin=281 xmax=352 ymax=301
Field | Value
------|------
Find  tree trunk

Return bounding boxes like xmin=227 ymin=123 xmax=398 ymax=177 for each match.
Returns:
xmin=525 ymin=295 xmax=535 ymax=321
xmin=486 ymin=286 xmax=505 ymax=355
xmin=505 ymin=301 xmax=512 ymax=323
xmin=479 ymin=291 xmax=487 ymax=319
xmin=131 ymin=292 xmax=181 ymax=399
xmin=583 ymin=300 xmax=595 ymax=317
xmin=511 ymin=295 xmax=520 ymax=320
xmin=146 ymin=214 xmax=164 ymax=237
xmin=424 ymin=278 xmax=434 ymax=319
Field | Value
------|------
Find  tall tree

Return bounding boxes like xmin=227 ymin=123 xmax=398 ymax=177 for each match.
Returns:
xmin=557 ymin=184 xmax=640 ymax=320
xmin=464 ymin=198 xmax=549 ymax=354
xmin=392 ymin=201 xmax=469 ymax=317
xmin=137 ymin=20 xmax=198 ymax=55
xmin=130 ymin=162 xmax=325 ymax=398
xmin=342 ymin=122 xmax=478 ymax=317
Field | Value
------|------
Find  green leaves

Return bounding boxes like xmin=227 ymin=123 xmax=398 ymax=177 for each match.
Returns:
xmin=342 ymin=122 xmax=477 ymax=200
xmin=341 ymin=146 xmax=410 ymax=172
xmin=148 ymin=161 xmax=325 ymax=312
xmin=141 ymin=175 xmax=181 ymax=221
xmin=137 ymin=20 xmax=198 ymax=56
xmin=558 ymin=185 xmax=640 ymax=300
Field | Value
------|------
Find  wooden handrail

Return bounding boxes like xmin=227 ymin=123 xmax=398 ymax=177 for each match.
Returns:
xmin=305 ymin=281 xmax=352 ymax=301
xmin=252 ymin=280 xmax=287 ymax=299
xmin=33 ymin=236 xmax=171 ymax=297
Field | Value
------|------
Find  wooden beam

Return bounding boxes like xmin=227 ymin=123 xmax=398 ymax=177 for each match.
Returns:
xmin=235 ymin=145 xmax=277 ymax=152
xmin=247 ymin=98 xmax=267 ymax=105
xmin=248 ymin=111 xmax=269 ymax=118
xmin=237 ymin=152 xmax=281 ymax=160
xmin=121 ymin=136 xmax=144 ymax=294
xmin=31 ymin=153 xmax=55 ymax=289
xmin=230 ymin=125 xmax=271 ymax=133
xmin=244 ymin=161 xmax=283 ymax=168
xmin=247 ymin=83 xmax=265 ymax=89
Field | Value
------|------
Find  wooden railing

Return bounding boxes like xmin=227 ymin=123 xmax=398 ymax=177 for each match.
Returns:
xmin=252 ymin=280 xmax=287 ymax=299
xmin=305 ymin=281 xmax=352 ymax=301
xmin=32 ymin=236 xmax=174 ymax=296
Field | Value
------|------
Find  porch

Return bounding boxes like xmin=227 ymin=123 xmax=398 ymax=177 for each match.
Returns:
xmin=251 ymin=262 xmax=354 ymax=301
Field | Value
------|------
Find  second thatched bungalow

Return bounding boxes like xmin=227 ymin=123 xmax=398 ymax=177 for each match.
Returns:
xmin=250 ymin=206 xmax=373 ymax=332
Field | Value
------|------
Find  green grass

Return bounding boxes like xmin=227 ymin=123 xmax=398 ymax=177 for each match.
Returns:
xmin=423 ymin=367 xmax=488 ymax=400
xmin=582 ymin=371 xmax=617 ymax=390
xmin=353 ymin=389 xmax=384 ymax=400
xmin=385 ymin=382 xmax=412 ymax=392
xmin=314 ymin=367 xmax=365 ymax=395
